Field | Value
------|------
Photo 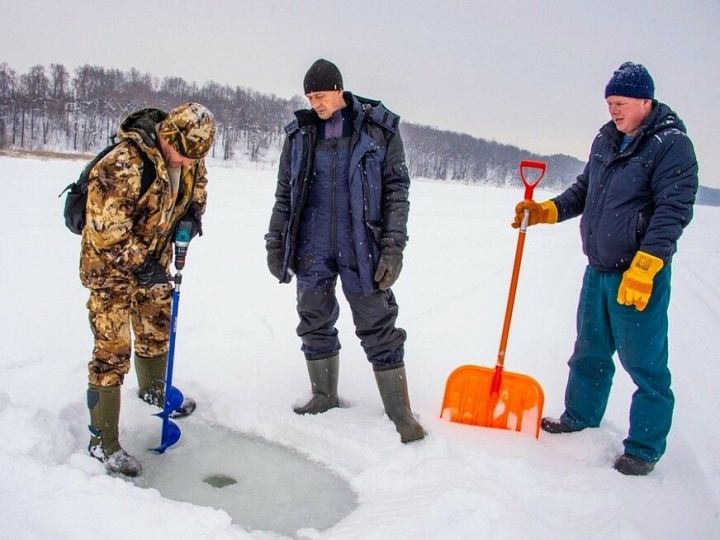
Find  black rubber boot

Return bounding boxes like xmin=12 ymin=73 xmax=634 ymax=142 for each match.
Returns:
xmin=135 ymin=354 xmax=196 ymax=418
xmin=87 ymin=384 xmax=142 ymax=477
xmin=613 ymin=453 xmax=656 ymax=476
xmin=293 ymin=355 xmax=340 ymax=415
xmin=541 ymin=417 xmax=583 ymax=434
xmin=374 ymin=366 xmax=425 ymax=443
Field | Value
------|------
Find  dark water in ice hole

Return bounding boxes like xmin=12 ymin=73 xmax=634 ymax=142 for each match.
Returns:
xmin=132 ymin=421 xmax=358 ymax=537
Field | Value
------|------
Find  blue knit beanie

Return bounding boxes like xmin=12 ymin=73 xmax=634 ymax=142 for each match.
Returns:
xmin=605 ymin=62 xmax=654 ymax=99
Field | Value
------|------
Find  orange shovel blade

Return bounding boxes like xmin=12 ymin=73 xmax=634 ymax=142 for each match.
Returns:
xmin=441 ymin=365 xmax=545 ymax=438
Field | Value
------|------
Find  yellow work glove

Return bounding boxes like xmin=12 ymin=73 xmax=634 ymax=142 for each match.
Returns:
xmin=511 ymin=200 xmax=558 ymax=229
xmin=617 ymin=251 xmax=664 ymax=311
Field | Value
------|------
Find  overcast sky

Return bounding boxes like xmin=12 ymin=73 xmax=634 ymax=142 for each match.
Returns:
xmin=3 ymin=0 xmax=719 ymax=187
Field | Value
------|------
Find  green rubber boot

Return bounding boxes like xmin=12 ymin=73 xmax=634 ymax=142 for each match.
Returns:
xmin=135 ymin=353 xmax=196 ymax=418
xmin=374 ymin=366 xmax=426 ymax=443
xmin=87 ymin=384 xmax=142 ymax=477
xmin=293 ymin=354 xmax=340 ymax=415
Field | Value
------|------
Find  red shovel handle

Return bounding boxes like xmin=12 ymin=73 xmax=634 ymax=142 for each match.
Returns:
xmin=519 ymin=160 xmax=547 ymax=200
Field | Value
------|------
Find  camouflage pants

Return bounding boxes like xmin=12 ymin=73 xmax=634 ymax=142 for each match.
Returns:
xmin=87 ymin=283 xmax=171 ymax=387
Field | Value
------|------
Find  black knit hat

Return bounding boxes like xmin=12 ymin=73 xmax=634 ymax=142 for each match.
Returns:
xmin=303 ymin=59 xmax=343 ymax=94
xmin=605 ymin=62 xmax=654 ymax=99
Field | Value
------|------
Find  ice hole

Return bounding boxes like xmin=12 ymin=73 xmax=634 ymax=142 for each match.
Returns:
xmin=203 ymin=474 xmax=238 ymax=488
xmin=132 ymin=421 xmax=357 ymax=536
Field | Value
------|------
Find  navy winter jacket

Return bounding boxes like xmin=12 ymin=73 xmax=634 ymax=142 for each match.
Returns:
xmin=266 ymin=93 xmax=411 ymax=294
xmin=553 ymin=102 xmax=698 ymax=271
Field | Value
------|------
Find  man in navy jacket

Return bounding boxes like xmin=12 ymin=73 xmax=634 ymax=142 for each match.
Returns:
xmin=514 ymin=62 xmax=698 ymax=475
xmin=265 ymin=59 xmax=424 ymax=443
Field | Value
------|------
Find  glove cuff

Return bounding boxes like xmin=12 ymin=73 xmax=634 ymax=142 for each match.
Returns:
xmin=135 ymin=254 xmax=158 ymax=273
xmin=630 ymin=250 xmax=664 ymax=277
xmin=540 ymin=200 xmax=558 ymax=224
xmin=380 ymin=237 xmax=404 ymax=251
xmin=264 ymin=233 xmax=283 ymax=250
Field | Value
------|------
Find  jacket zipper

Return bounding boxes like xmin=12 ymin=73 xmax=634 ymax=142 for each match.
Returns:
xmin=587 ymin=133 xmax=641 ymax=258
xmin=331 ymin=138 xmax=338 ymax=256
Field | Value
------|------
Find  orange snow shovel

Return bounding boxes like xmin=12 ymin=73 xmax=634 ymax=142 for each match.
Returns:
xmin=441 ymin=160 xmax=546 ymax=438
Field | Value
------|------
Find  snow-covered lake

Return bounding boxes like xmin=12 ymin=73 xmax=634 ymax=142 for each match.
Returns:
xmin=1 ymin=156 xmax=718 ymax=539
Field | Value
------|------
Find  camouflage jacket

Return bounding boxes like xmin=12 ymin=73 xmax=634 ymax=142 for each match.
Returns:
xmin=80 ymin=109 xmax=208 ymax=289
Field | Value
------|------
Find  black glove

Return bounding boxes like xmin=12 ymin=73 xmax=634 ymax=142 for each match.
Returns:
xmin=176 ymin=202 xmax=203 ymax=238
xmin=134 ymin=255 xmax=168 ymax=287
xmin=373 ymin=242 xmax=403 ymax=290
xmin=265 ymin=236 xmax=285 ymax=282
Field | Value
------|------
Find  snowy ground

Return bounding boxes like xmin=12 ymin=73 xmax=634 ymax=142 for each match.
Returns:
xmin=1 ymin=156 xmax=719 ymax=539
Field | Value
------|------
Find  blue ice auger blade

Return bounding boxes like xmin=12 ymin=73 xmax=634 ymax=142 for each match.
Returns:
xmin=165 ymin=385 xmax=185 ymax=412
xmin=151 ymin=416 xmax=181 ymax=453
xmin=151 ymin=385 xmax=184 ymax=420
xmin=150 ymin=386 xmax=184 ymax=453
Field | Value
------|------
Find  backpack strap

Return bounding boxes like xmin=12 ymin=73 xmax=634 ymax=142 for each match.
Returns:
xmin=60 ymin=138 xmax=156 ymax=197
xmin=60 ymin=136 xmax=158 ymax=235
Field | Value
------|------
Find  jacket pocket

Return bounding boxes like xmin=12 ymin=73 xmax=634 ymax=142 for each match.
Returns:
xmin=634 ymin=211 xmax=648 ymax=247
xmin=366 ymin=220 xmax=383 ymax=243
xmin=365 ymin=220 xmax=382 ymax=267
xmin=591 ymin=206 xmax=637 ymax=269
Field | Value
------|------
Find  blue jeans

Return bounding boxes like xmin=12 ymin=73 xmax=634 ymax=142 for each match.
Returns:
xmin=560 ymin=265 xmax=673 ymax=462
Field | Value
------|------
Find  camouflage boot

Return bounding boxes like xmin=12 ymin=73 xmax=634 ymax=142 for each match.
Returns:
xmin=293 ymin=355 xmax=340 ymax=415
xmin=134 ymin=353 xmax=196 ymax=418
xmin=87 ymin=384 xmax=142 ymax=477
xmin=374 ymin=366 xmax=426 ymax=443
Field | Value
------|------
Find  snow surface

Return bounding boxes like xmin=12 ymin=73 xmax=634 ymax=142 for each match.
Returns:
xmin=1 ymin=156 xmax=719 ymax=539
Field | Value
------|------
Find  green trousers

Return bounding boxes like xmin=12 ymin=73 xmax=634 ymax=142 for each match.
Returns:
xmin=560 ymin=265 xmax=673 ymax=463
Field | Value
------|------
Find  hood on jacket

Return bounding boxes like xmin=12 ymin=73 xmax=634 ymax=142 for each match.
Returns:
xmin=117 ymin=108 xmax=167 ymax=152
xmin=601 ymin=101 xmax=687 ymax=145
xmin=289 ymin=92 xmax=396 ymax=135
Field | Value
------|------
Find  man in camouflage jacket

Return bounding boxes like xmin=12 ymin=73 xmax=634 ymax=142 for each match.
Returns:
xmin=81 ymin=103 xmax=215 ymax=476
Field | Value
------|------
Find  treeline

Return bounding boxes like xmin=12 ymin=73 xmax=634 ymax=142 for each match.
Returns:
xmin=0 ymin=62 xmax=585 ymax=186
xmin=2 ymin=62 xmax=715 ymax=203
xmin=402 ymin=124 xmax=582 ymax=189
xmin=0 ymin=62 xmax=302 ymax=162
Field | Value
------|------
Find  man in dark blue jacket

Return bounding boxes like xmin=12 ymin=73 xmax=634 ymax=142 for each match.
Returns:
xmin=513 ymin=62 xmax=698 ymax=475
xmin=265 ymin=59 xmax=424 ymax=443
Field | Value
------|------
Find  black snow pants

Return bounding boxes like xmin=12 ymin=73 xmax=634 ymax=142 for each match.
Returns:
xmin=294 ymin=136 xmax=405 ymax=369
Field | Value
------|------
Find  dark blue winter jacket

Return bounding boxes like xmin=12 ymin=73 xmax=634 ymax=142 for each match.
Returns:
xmin=292 ymin=135 xmax=355 ymax=281
xmin=553 ymin=102 xmax=698 ymax=271
xmin=266 ymin=93 xmax=411 ymax=294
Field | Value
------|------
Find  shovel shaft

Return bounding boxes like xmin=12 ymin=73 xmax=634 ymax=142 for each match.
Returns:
xmin=494 ymin=160 xmax=545 ymax=372
xmin=496 ymin=214 xmax=528 ymax=371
